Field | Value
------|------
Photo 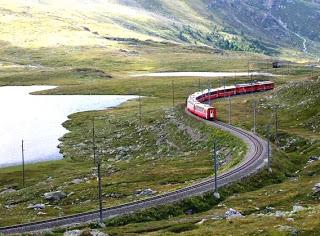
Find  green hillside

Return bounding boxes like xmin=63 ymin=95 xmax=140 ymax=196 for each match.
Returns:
xmin=1 ymin=0 xmax=320 ymax=61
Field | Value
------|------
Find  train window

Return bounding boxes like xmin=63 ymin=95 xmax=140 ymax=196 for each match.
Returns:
xmin=195 ymin=105 xmax=204 ymax=112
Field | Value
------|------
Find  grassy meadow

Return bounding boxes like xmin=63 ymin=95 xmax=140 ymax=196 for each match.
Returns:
xmin=0 ymin=43 xmax=260 ymax=226
xmin=0 ymin=40 xmax=319 ymax=235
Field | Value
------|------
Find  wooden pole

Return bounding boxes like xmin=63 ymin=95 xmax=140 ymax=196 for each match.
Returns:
xmin=275 ymin=106 xmax=279 ymax=146
xmin=267 ymin=125 xmax=272 ymax=172
xmin=92 ymin=117 xmax=103 ymax=224
xmin=97 ymin=157 xmax=103 ymax=224
xmin=253 ymin=99 xmax=257 ymax=133
xmin=92 ymin=119 xmax=96 ymax=164
xmin=208 ymin=80 xmax=211 ymax=106
xmin=172 ymin=81 xmax=175 ymax=108
xmin=139 ymin=89 xmax=142 ymax=126
xmin=213 ymin=141 xmax=220 ymax=199
xmin=21 ymin=140 xmax=25 ymax=188
xmin=229 ymin=96 xmax=231 ymax=124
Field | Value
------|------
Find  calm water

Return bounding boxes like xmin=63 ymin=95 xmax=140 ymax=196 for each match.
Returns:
xmin=0 ymin=86 xmax=136 ymax=167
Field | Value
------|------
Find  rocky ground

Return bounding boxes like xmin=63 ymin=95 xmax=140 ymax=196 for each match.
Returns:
xmin=61 ymin=107 xmax=240 ymax=170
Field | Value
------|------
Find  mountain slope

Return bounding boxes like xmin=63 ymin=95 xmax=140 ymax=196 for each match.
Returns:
xmin=207 ymin=0 xmax=320 ymax=59
xmin=0 ymin=0 xmax=319 ymax=60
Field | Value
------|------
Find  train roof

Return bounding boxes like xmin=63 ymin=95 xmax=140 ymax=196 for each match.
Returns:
xmin=188 ymin=80 xmax=273 ymax=112
xmin=256 ymin=81 xmax=274 ymax=85
xmin=197 ymin=86 xmax=236 ymax=94
xmin=195 ymin=103 xmax=212 ymax=108
xmin=236 ymin=81 xmax=273 ymax=87
xmin=236 ymin=83 xmax=254 ymax=87
xmin=214 ymin=85 xmax=236 ymax=91
xmin=188 ymin=80 xmax=273 ymax=99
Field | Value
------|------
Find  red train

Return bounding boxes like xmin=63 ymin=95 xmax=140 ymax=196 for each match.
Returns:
xmin=187 ymin=81 xmax=274 ymax=120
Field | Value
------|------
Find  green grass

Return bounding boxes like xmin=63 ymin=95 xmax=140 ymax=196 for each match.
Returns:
xmin=75 ymin=132 xmax=319 ymax=235
xmin=53 ymin=144 xmax=320 ymax=235
xmin=0 ymin=43 xmax=260 ymax=226
xmin=82 ymin=69 xmax=320 ymax=235
xmin=0 ymin=40 xmax=319 ymax=233
xmin=0 ymin=101 xmax=247 ymax=226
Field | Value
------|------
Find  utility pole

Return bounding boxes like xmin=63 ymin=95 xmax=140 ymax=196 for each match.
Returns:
xmin=139 ymin=89 xmax=142 ymax=127
xmin=253 ymin=99 xmax=257 ymax=133
xmin=208 ymin=86 xmax=211 ymax=105
xmin=274 ymin=106 xmax=279 ymax=146
xmin=92 ymin=118 xmax=97 ymax=165
xmin=97 ymin=154 xmax=103 ymax=225
xmin=92 ymin=118 xmax=103 ymax=225
xmin=266 ymin=125 xmax=272 ymax=173
xmin=21 ymin=140 xmax=25 ymax=188
xmin=207 ymin=79 xmax=211 ymax=105
xmin=223 ymin=80 xmax=226 ymax=98
xmin=213 ymin=141 xmax=220 ymax=199
xmin=172 ymin=80 xmax=175 ymax=108
xmin=228 ymin=96 xmax=231 ymax=124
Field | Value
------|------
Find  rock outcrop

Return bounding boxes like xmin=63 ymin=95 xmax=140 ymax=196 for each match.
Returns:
xmin=224 ymin=208 xmax=244 ymax=219
xmin=44 ymin=191 xmax=66 ymax=201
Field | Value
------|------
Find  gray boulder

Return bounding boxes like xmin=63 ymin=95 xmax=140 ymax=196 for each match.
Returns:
xmin=63 ymin=230 xmax=81 ymax=236
xmin=309 ymin=156 xmax=320 ymax=162
xmin=278 ymin=225 xmax=298 ymax=235
xmin=116 ymin=147 xmax=129 ymax=155
xmin=63 ymin=229 xmax=108 ymax=236
xmin=292 ymin=205 xmax=305 ymax=213
xmin=275 ymin=211 xmax=287 ymax=218
xmin=44 ymin=191 xmax=66 ymax=201
xmin=27 ymin=204 xmax=45 ymax=210
xmin=37 ymin=211 xmax=47 ymax=215
xmin=135 ymin=188 xmax=157 ymax=197
xmin=0 ymin=189 xmax=16 ymax=195
xmin=224 ymin=208 xmax=244 ymax=219
xmin=71 ymin=179 xmax=83 ymax=184
xmin=91 ymin=230 xmax=108 ymax=236
xmin=213 ymin=192 xmax=221 ymax=199
xmin=313 ymin=183 xmax=320 ymax=194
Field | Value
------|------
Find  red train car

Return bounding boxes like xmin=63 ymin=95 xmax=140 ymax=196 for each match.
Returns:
xmin=187 ymin=81 xmax=274 ymax=121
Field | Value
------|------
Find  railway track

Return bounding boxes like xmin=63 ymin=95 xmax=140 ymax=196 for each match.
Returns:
xmin=0 ymin=110 xmax=268 ymax=234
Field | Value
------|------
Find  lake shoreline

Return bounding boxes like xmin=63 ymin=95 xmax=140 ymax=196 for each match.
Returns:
xmin=0 ymin=86 xmax=137 ymax=167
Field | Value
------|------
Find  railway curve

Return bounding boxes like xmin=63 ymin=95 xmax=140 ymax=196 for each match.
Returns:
xmin=0 ymin=110 xmax=269 ymax=234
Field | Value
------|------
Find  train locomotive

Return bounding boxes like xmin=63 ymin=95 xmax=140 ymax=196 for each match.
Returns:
xmin=187 ymin=81 xmax=274 ymax=120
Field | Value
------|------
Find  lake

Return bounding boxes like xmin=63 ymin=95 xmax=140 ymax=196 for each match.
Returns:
xmin=0 ymin=86 xmax=137 ymax=167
